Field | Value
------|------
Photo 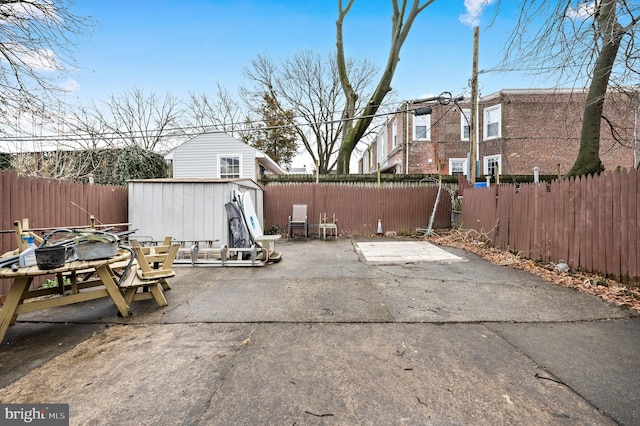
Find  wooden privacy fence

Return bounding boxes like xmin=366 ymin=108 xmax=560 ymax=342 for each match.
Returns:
xmin=263 ymin=183 xmax=451 ymax=237
xmin=460 ymin=169 xmax=639 ymax=282
xmin=0 ymin=170 xmax=128 ymax=301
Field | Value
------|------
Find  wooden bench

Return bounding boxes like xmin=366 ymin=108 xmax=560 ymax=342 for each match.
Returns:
xmin=119 ymin=239 xmax=180 ymax=307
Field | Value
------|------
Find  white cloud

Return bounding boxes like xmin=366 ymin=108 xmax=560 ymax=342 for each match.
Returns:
xmin=459 ymin=0 xmax=495 ymax=27
xmin=60 ymin=79 xmax=80 ymax=93
xmin=566 ymin=2 xmax=595 ymax=20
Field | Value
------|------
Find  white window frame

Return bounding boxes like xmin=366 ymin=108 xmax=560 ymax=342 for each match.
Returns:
xmin=218 ymin=154 xmax=242 ymax=179
xmin=483 ymin=154 xmax=502 ymax=176
xmin=460 ymin=109 xmax=471 ymax=141
xmin=413 ymin=114 xmax=431 ymax=141
xmin=449 ymin=158 xmax=468 ymax=176
xmin=483 ymin=104 xmax=501 ymax=140
xmin=392 ymin=120 xmax=397 ymax=148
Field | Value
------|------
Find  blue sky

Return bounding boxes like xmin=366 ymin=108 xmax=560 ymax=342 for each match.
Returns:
xmin=64 ymin=0 xmax=542 ymax=107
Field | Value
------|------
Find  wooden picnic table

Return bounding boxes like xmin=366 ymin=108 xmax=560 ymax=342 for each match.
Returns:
xmin=0 ymin=251 xmax=133 ymax=344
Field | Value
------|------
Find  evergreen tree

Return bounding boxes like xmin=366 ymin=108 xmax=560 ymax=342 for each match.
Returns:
xmin=241 ymin=92 xmax=298 ymax=168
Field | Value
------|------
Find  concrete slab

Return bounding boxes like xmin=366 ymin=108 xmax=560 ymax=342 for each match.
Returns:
xmin=158 ymin=277 xmax=394 ymax=323
xmin=0 ymin=238 xmax=637 ymax=425
xmin=0 ymin=323 xmax=615 ymax=425
xmin=489 ymin=319 xmax=640 ymax=426
xmin=201 ymin=323 xmax=613 ymax=425
xmin=0 ymin=322 xmax=107 ymax=389
xmin=356 ymin=241 xmax=466 ymax=263
xmin=0 ymin=323 xmax=254 ymax=425
xmin=372 ymin=276 xmax=630 ymax=322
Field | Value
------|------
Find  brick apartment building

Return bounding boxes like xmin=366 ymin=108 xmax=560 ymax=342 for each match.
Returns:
xmin=360 ymin=88 xmax=640 ymax=177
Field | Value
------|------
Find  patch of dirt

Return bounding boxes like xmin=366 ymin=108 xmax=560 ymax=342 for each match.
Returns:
xmin=425 ymin=230 xmax=640 ymax=315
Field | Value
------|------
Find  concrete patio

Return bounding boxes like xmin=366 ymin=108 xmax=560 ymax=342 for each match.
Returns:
xmin=0 ymin=238 xmax=638 ymax=425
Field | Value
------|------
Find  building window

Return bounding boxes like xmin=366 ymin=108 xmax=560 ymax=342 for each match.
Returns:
xmin=484 ymin=154 xmax=501 ymax=176
xmin=483 ymin=104 xmax=501 ymax=139
xmin=392 ymin=120 xmax=397 ymax=148
xmin=219 ymin=155 xmax=241 ymax=178
xmin=449 ymin=158 xmax=468 ymax=176
xmin=413 ymin=114 xmax=430 ymax=140
xmin=461 ymin=109 xmax=470 ymax=141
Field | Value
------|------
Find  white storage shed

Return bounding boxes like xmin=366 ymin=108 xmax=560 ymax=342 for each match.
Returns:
xmin=128 ymin=178 xmax=264 ymax=246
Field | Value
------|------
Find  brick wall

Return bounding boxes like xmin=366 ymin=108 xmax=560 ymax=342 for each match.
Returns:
xmin=407 ymin=141 xmax=438 ymax=174
xmin=368 ymin=89 xmax=639 ymax=176
xmin=481 ymin=90 xmax=638 ymax=175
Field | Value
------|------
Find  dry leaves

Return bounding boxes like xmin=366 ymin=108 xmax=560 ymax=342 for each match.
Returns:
xmin=427 ymin=231 xmax=640 ymax=315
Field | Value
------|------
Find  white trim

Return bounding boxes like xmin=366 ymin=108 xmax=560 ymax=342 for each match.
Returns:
xmin=413 ymin=114 xmax=431 ymax=140
xmin=460 ymin=109 xmax=471 ymax=141
xmin=449 ymin=158 xmax=468 ymax=176
xmin=483 ymin=104 xmax=502 ymax=140
xmin=254 ymin=150 xmax=285 ymax=174
xmin=483 ymin=154 xmax=502 ymax=176
xmin=217 ymin=154 xmax=243 ymax=179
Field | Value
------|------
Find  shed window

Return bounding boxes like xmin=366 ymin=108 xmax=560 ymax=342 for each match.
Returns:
xmin=219 ymin=155 xmax=241 ymax=178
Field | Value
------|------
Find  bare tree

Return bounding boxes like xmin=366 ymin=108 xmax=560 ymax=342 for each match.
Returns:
xmin=64 ymin=103 xmax=113 ymax=150
xmin=336 ymin=0 xmax=435 ymax=174
xmin=498 ymin=0 xmax=640 ymax=176
xmin=0 ymin=1 xmax=92 ymax=135
xmin=68 ymin=88 xmax=186 ymax=152
xmin=186 ymin=83 xmax=246 ymax=137
xmin=243 ymin=50 xmax=380 ymax=173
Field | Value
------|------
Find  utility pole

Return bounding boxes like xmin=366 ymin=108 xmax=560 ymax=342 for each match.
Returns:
xmin=469 ymin=26 xmax=479 ymax=184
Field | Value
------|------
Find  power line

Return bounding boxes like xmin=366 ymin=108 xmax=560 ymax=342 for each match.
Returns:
xmin=0 ymin=101 xmax=405 ymax=144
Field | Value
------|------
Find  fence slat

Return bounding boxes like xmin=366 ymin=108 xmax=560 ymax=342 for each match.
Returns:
xmin=578 ymin=175 xmax=589 ymax=271
xmin=565 ymin=178 xmax=576 ymax=267
xmin=619 ymin=171 xmax=629 ymax=280
xmin=604 ymin=173 xmax=615 ymax=278
xmin=512 ymin=188 xmax=521 ymax=253
xmin=629 ymin=173 xmax=640 ymax=278
xmin=552 ymin=180 xmax=563 ymax=262
xmin=628 ymin=170 xmax=638 ymax=280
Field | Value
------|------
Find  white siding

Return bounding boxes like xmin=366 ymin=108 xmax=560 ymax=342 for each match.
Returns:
xmin=172 ymin=132 xmax=258 ymax=179
xmin=128 ymin=179 xmax=263 ymax=247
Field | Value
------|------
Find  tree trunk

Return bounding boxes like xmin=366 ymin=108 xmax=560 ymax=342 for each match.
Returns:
xmin=566 ymin=0 xmax=622 ymax=177
xmin=335 ymin=0 xmax=434 ymax=174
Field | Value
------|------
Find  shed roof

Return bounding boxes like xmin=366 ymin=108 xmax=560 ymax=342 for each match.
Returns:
xmin=127 ymin=177 xmax=263 ymax=190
